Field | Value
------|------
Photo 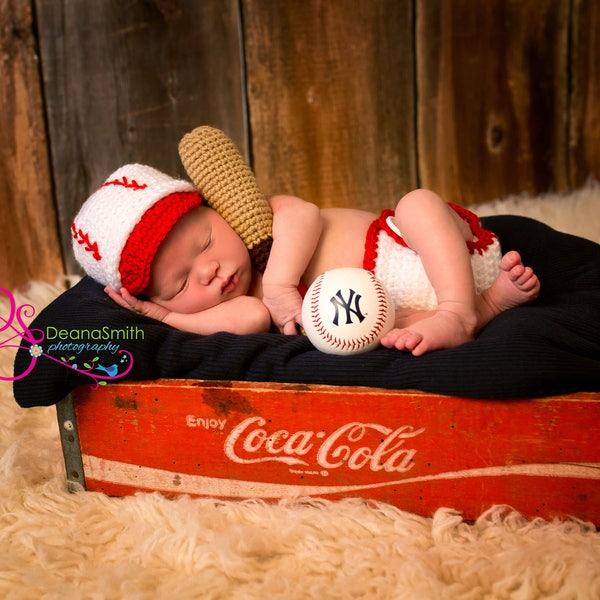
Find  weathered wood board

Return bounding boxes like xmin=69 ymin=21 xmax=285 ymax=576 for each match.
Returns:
xmin=243 ymin=0 xmax=417 ymax=212
xmin=0 ymin=0 xmax=63 ymax=289
xmin=569 ymin=0 xmax=600 ymax=187
xmin=416 ymin=0 xmax=571 ymax=205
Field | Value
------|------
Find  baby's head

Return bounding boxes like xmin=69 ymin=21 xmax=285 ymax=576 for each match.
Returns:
xmin=74 ymin=127 xmax=274 ymax=306
xmin=72 ymin=164 xmax=204 ymax=296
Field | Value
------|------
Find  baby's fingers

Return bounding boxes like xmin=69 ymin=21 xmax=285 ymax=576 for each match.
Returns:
xmin=281 ymin=320 xmax=300 ymax=336
xmin=104 ymin=286 xmax=141 ymax=313
xmin=119 ymin=288 xmax=152 ymax=314
xmin=118 ymin=287 xmax=140 ymax=306
xmin=104 ymin=286 xmax=131 ymax=309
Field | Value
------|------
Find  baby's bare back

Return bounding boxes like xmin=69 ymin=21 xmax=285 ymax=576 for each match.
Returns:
xmin=302 ymin=207 xmax=377 ymax=287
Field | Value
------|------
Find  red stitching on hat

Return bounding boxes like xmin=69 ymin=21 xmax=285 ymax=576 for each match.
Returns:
xmin=71 ymin=223 xmax=102 ymax=261
xmin=100 ymin=176 xmax=148 ymax=191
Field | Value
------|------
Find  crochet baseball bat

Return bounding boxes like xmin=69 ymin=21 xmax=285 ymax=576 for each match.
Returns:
xmin=178 ymin=126 xmax=273 ymax=273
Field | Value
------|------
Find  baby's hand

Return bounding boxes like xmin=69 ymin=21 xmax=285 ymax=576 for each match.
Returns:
xmin=104 ymin=287 xmax=170 ymax=323
xmin=262 ymin=283 xmax=303 ymax=335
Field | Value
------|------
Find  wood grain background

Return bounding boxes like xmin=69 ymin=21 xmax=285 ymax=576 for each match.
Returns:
xmin=1 ymin=0 xmax=598 ymax=289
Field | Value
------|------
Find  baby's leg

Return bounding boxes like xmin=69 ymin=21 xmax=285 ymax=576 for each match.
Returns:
xmin=381 ymin=189 xmax=479 ymax=355
xmin=382 ymin=250 xmax=540 ymax=355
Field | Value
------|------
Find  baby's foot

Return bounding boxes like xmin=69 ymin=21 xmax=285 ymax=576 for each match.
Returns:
xmin=381 ymin=308 xmax=476 ymax=357
xmin=478 ymin=251 xmax=540 ymax=322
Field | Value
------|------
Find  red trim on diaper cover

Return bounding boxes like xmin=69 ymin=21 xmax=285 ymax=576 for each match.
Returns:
xmin=449 ymin=203 xmax=498 ymax=255
xmin=363 ymin=209 xmax=396 ymax=272
xmin=363 ymin=204 xmax=497 ymax=272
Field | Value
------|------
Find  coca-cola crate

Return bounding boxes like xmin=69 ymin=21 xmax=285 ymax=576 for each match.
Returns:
xmin=57 ymin=380 xmax=600 ymax=524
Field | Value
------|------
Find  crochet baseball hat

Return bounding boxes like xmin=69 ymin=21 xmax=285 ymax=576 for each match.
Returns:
xmin=178 ymin=126 xmax=273 ymax=272
xmin=71 ymin=163 xmax=201 ymax=295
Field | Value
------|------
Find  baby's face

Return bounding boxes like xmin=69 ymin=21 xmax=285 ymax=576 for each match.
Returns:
xmin=145 ymin=206 xmax=253 ymax=314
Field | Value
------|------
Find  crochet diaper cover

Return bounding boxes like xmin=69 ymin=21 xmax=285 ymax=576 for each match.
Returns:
xmin=363 ymin=203 xmax=501 ymax=310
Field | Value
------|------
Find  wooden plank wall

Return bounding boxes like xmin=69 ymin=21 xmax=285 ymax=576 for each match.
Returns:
xmin=0 ymin=0 xmax=63 ymax=289
xmin=1 ymin=0 xmax=598 ymax=290
xmin=243 ymin=0 xmax=417 ymax=211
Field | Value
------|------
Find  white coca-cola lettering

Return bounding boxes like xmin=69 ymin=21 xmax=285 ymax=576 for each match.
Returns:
xmin=316 ymin=423 xmax=423 ymax=472
xmin=224 ymin=417 xmax=425 ymax=473
xmin=224 ymin=417 xmax=312 ymax=466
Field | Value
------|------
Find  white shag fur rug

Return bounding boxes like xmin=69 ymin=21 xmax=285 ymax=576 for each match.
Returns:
xmin=1 ymin=184 xmax=600 ymax=599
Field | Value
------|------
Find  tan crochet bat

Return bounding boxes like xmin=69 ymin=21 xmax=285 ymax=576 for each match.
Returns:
xmin=178 ymin=126 xmax=273 ymax=273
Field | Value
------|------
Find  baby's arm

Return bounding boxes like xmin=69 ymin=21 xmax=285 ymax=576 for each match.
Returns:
xmin=262 ymin=195 xmax=323 ymax=334
xmin=105 ymin=287 xmax=271 ymax=335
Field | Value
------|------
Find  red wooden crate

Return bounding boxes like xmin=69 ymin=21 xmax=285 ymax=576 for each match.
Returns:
xmin=57 ymin=380 xmax=600 ymax=524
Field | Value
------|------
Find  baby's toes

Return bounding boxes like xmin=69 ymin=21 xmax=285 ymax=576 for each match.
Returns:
xmin=394 ymin=330 xmax=423 ymax=353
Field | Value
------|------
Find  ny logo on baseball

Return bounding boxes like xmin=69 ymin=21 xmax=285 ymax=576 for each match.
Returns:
xmin=330 ymin=288 xmax=366 ymax=326
xmin=302 ymin=268 xmax=395 ymax=355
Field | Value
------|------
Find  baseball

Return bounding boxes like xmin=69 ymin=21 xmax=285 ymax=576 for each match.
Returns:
xmin=301 ymin=267 xmax=395 ymax=355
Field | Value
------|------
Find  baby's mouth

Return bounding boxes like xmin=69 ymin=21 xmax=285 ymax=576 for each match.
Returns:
xmin=221 ymin=273 xmax=239 ymax=294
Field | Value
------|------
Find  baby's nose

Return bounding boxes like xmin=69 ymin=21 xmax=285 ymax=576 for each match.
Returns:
xmin=196 ymin=259 xmax=219 ymax=285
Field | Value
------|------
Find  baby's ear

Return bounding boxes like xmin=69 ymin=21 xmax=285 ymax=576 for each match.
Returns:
xmin=178 ymin=126 xmax=273 ymax=272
